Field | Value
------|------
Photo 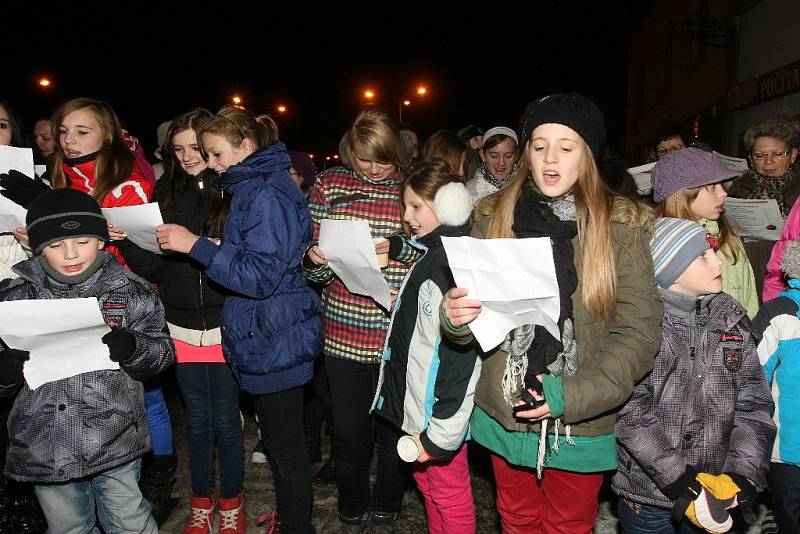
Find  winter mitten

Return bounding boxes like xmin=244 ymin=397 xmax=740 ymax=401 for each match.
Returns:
xmin=102 ymin=328 xmax=136 ymax=363
xmin=683 ymin=473 xmax=742 ymax=533
xmin=0 ymin=170 xmax=50 ymax=208
xmin=0 ymin=349 xmax=29 ymax=388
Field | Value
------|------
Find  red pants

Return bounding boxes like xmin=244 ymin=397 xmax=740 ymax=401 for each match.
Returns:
xmin=491 ymin=453 xmax=602 ymax=534
xmin=412 ymin=444 xmax=476 ymax=534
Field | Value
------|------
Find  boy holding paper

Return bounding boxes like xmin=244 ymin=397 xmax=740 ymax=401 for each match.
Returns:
xmin=0 ymin=188 xmax=174 ymax=534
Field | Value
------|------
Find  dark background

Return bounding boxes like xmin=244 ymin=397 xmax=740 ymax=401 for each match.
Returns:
xmin=5 ymin=5 xmax=634 ymax=163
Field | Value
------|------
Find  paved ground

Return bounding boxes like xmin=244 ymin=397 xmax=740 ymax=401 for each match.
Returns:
xmin=159 ymin=375 xmax=764 ymax=534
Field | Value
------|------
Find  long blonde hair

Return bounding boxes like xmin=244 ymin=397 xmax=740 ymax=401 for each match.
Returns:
xmin=484 ymin=140 xmax=618 ymax=318
xmin=658 ymin=187 xmax=743 ymax=263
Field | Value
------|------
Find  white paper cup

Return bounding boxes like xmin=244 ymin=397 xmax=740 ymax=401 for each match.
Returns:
xmin=397 ymin=435 xmax=420 ymax=462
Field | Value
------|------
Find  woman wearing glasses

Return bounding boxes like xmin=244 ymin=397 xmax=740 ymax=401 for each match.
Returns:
xmin=728 ymin=117 xmax=800 ymax=299
xmin=729 ymin=117 xmax=799 ymax=218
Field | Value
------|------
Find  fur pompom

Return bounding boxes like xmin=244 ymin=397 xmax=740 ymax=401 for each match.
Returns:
xmin=433 ymin=182 xmax=472 ymax=226
xmin=782 ymin=240 xmax=800 ymax=280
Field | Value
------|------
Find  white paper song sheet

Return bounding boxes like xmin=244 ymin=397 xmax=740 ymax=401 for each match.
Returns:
xmin=627 ymin=162 xmax=656 ymax=196
xmin=318 ymin=219 xmax=392 ymax=310
xmin=102 ymin=203 xmax=164 ymax=254
xmin=441 ymin=236 xmax=560 ymax=352
xmin=0 ymin=146 xmax=35 ymax=232
xmin=0 ymin=298 xmax=115 ymax=390
xmin=724 ymin=198 xmax=784 ymax=241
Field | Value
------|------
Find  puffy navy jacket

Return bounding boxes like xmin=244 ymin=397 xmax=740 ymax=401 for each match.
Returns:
xmin=189 ymin=141 xmax=321 ymax=394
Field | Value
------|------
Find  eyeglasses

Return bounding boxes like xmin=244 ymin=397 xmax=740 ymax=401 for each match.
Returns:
xmin=751 ymin=150 xmax=791 ymax=162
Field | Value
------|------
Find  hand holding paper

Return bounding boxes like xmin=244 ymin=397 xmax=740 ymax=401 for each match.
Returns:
xmin=0 ymin=146 xmax=38 ymax=232
xmin=0 ymin=297 xmax=116 ymax=390
xmin=318 ymin=219 xmax=392 ymax=310
xmin=441 ymin=236 xmax=560 ymax=352
xmin=102 ymin=203 xmax=164 ymax=254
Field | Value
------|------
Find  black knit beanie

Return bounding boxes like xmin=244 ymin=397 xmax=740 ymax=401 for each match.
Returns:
xmin=520 ymin=93 xmax=606 ymax=156
xmin=26 ymin=189 xmax=109 ymax=253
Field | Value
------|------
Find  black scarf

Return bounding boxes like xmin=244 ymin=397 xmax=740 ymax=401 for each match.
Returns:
xmin=511 ymin=185 xmax=578 ymax=394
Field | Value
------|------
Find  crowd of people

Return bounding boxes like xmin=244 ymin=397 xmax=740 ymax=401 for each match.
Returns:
xmin=0 ymin=92 xmax=797 ymax=534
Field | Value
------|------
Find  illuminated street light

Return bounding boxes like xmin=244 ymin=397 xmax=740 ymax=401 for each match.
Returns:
xmin=399 ymin=85 xmax=429 ymax=122
xmin=364 ymin=89 xmax=375 ymax=100
xmin=38 ymin=77 xmax=51 ymax=88
xmin=277 ymin=105 xmax=287 ymax=114
xmin=232 ymin=96 xmax=242 ymax=105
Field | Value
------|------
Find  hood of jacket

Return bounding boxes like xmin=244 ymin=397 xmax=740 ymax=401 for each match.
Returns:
xmin=12 ymin=251 xmax=130 ymax=298
xmin=214 ymin=141 xmax=292 ymax=192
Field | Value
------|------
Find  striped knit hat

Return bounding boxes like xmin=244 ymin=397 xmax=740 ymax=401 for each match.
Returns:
xmin=650 ymin=217 xmax=710 ymax=288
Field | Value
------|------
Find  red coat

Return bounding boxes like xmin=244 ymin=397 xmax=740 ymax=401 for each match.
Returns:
xmin=63 ymin=158 xmax=153 ymax=267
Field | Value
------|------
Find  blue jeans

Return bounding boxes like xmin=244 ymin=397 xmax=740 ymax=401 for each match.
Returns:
xmin=176 ymin=362 xmax=244 ymax=499
xmin=144 ymin=386 xmax=173 ymax=456
xmin=617 ymin=498 xmax=700 ymax=533
xmin=34 ymin=459 xmax=157 ymax=534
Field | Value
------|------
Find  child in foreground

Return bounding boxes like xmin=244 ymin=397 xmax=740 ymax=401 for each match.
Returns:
xmin=0 ymin=188 xmax=175 ymax=534
xmin=613 ymin=217 xmax=775 ymax=533
xmin=752 ymin=239 xmax=800 ymax=533
xmin=372 ymin=159 xmax=480 ymax=533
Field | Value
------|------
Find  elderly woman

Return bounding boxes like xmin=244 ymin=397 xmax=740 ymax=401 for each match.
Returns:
xmin=728 ymin=117 xmax=800 ymax=217
xmin=727 ymin=117 xmax=800 ymax=298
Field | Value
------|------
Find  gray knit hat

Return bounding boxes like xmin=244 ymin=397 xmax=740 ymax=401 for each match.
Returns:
xmin=652 ymin=148 xmax=739 ymax=203
xmin=650 ymin=217 xmax=710 ymax=288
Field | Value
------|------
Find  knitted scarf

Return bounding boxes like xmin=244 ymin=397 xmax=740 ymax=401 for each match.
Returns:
xmin=478 ymin=161 xmax=518 ymax=191
xmin=501 ymin=185 xmax=579 ymax=475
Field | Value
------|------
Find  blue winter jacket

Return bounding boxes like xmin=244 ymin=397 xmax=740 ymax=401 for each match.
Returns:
xmin=190 ymin=141 xmax=321 ymax=394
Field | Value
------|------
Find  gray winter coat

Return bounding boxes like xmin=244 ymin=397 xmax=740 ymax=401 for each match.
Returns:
xmin=612 ymin=289 xmax=775 ymax=508
xmin=0 ymin=252 xmax=175 ymax=483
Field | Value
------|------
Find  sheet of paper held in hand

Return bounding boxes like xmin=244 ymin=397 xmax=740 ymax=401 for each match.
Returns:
xmin=441 ymin=236 xmax=560 ymax=352
xmin=724 ymin=198 xmax=784 ymax=241
xmin=102 ymin=203 xmax=164 ymax=254
xmin=0 ymin=297 xmax=115 ymax=390
xmin=0 ymin=146 xmax=35 ymax=232
xmin=318 ymin=219 xmax=391 ymax=310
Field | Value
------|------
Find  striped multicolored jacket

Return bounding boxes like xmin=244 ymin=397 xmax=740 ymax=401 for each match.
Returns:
xmin=305 ymin=166 xmax=417 ymax=363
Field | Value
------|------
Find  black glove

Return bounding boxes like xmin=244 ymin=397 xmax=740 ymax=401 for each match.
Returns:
xmin=726 ymin=472 xmax=758 ymax=524
xmin=0 ymin=170 xmax=51 ymax=209
xmin=102 ymin=328 xmax=137 ymax=363
xmin=0 ymin=348 xmax=30 ymax=388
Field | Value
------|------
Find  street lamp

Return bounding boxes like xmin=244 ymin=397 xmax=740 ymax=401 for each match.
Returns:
xmin=277 ymin=105 xmax=287 ymax=114
xmin=364 ymin=89 xmax=376 ymax=100
xmin=399 ymin=86 xmax=429 ymax=122
xmin=232 ymin=95 xmax=243 ymax=108
xmin=38 ymin=77 xmax=51 ymax=88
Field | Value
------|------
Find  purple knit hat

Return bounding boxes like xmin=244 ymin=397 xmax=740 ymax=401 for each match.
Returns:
xmin=288 ymin=151 xmax=318 ymax=189
xmin=652 ymin=147 xmax=738 ymax=202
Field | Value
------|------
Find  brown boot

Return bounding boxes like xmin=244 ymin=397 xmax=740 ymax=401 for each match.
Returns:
xmin=183 ymin=494 xmax=217 ymax=534
xmin=217 ymin=492 xmax=246 ymax=534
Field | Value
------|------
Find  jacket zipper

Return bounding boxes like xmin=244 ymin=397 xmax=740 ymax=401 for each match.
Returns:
xmin=689 ymin=298 xmax=701 ymax=362
xmin=197 ymin=176 xmax=208 ymax=332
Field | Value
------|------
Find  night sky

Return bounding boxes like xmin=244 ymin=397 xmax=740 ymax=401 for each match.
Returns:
xmin=6 ymin=6 xmax=633 ymax=163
